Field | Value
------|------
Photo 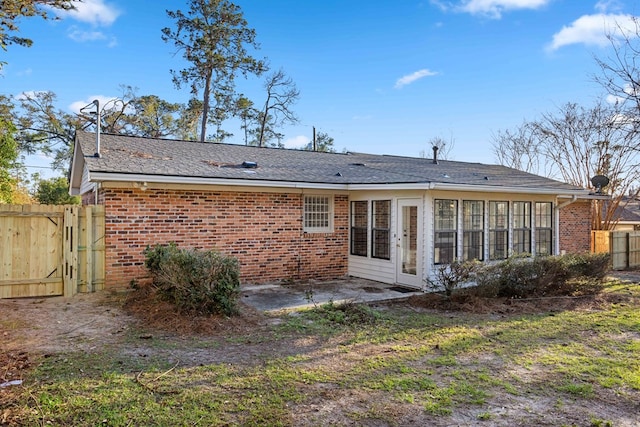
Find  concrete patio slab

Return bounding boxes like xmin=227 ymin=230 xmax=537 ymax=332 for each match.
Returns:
xmin=240 ymin=277 xmax=423 ymax=313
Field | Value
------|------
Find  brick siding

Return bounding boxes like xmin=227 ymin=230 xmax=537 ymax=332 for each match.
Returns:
xmin=558 ymin=200 xmax=592 ymax=253
xmin=100 ymin=188 xmax=348 ymax=289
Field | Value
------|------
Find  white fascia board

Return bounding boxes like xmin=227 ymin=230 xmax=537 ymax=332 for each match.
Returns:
xmin=68 ymin=138 xmax=83 ymax=195
xmin=428 ymin=182 xmax=590 ymax=196
xmin=345 ymin=183 xmax=434 ymax=191
xmin=88 ymin=172 xmax=591 ymax=196
xmin=89 ymin=172 xmax=350 ymax=190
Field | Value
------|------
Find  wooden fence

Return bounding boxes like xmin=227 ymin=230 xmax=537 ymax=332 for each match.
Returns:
xmin=591 ymin=230 xmax=640 ymax=270
xmin=0 ymin=204 xmax=105 ymax=298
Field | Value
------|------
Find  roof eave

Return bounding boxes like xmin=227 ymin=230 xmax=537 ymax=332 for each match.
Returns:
xmin=88 ymin=172 xmax=590 ymax=195
xmin=428 ymin=182 xmax=590 ymax=196
xmin=69 ymin=136 xmax=84 ymax=195
xmin=89 ymin=172 xmax=350 ymax=190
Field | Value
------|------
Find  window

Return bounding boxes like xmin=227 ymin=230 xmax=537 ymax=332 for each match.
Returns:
xmin=463 ymin=200 xmax=484 ymax=261
xmin=489 ymin=201 xmax=509 ymax=260
xmin=535 ymin=202 xmax=553 ymax=256
xmin=513 ymin=201 xmax=531 ymax=255
xmin=350 ymin=201 xmax=368 ymax=256
xmin=435 ymin=199 xmax=457 ymax=264
xmin=372 ymin=200 xmax=391 ymax=259
xmin=304 ymin=195 xmax=333 ymax=233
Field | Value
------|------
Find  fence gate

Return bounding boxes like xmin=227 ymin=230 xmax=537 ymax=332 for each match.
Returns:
xmin=0 ymin=204 xmax=105 ymax=299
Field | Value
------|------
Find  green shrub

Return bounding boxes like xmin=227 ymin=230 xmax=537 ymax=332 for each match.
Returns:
xmin=473 ymin=253 xmax=611 ymax=299
xmin=144 ymin=243 xmax=240 ymax=316
xmin=560 ymin=252 xmax=610 ymax=280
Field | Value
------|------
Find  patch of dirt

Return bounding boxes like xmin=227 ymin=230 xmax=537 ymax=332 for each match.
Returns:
xmin=404 ymin=287 xmax=640 ymax=315
xmin=1 ymin=274 xmax=639 ymax=426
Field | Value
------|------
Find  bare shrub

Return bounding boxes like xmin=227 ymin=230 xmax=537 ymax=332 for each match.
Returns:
xmin=144 ymin=243 xmax=240 ymax=316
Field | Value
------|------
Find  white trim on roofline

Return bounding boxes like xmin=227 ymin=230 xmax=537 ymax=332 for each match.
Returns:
xmin=88 ymin=172 xmax=590 ymax=196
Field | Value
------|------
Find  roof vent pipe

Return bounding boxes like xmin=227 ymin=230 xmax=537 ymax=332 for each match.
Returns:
xmin=93 ymin=99 xmax=101 ymax=158
xmin=432 ymin=146 xmax=438 ymax=164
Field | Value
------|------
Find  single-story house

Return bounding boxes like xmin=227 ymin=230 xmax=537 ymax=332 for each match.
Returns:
xmin=69 ymin=131 xmax=594 ymax=290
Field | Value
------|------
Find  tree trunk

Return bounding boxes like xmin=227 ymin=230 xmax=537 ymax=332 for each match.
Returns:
xmin=258 ymin=93 xmax=270 ymax=148
xmin=200 ymin=70 xmax=213 ymax=142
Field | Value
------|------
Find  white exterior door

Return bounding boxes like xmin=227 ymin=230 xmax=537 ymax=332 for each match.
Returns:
xmin=396 ymin=199 xmax=422 ymax=288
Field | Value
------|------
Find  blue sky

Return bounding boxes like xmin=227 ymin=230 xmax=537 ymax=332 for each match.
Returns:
xmin=2 ymin=0 xmax=639 ymax=178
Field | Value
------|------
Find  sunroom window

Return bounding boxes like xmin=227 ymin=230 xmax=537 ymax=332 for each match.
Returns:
xmin=535 ymin=202 xmax=553 ymax=256
xmin=463 ymin=200 xmax=484 ymax=261
xmin=489 ymin=201 xmax=509 ymax=260
xmin=513 ymin=201 xmax=531 ymax=255
xmin=350 ymin=201 xmax=368 ymax=256
xmin=372 ymin=200 xmax=391 ymax=260
xmin=435 ymin=199 xmax=457 ymax=264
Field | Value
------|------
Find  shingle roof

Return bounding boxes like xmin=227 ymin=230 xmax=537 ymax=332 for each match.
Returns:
xmin=74 ymin=131 xmax=586 ymax=193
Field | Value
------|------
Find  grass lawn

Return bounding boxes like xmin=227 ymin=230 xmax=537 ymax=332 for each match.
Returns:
xmin=1 ymin=279 xmax=639 ymax=426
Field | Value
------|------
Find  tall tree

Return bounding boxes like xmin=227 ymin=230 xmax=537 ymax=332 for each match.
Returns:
xmin=491 ymin=124 xmax=542 ymax=175
xmin=419 ymin=136 xmax=455 ymax=160
xmin=13 ymin=89 xmax=183 ymax=172
xmin=0 ymin=115 xmax=19 ymax=203
xmin=125 ymin=94 xmax=181 ymax=138
xmin=257 ymin=68 xmax=300 ymax=147
xmin=14 ymin=91 xmax=81 ymax=172
xmin=234 ymin=95 xmax=257 ymax=145
xmin=594 ymin=16 xmax=640 ymax=113
xmin=162 ymin=0 xmax=265 ymax=142
xmin=176 ymin=98 xmax=203 ymax=141
xmin=492 ymin=101 xmax=640 ymax=229
xmin=0 ymin=0 xmax=74 ymax=54
xmin=304 ymin=130 xmax=335 ymax=153
xmin=33 ymin=176 xmax=79 ymax=204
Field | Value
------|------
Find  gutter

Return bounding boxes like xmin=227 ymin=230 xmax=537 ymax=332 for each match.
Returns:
xmin=88 ymin=172 xmax=590 ymax=196
xmin=556 ymin=195 xmax=578 ymax=210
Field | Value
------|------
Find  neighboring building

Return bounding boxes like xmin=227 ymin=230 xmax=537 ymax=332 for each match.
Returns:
xmin=69 ymin=131 xmax=594 ymax=290
xmin=602 ymin=198 xmax=640 ymax=231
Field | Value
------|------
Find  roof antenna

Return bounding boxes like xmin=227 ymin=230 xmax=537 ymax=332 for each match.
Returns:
xmin=81 ymin=99 xmax=101 ymax=157
xmin=93 ymin=99 xmax=101 ymax=158
xmin=432 ymin=146 xmax=438 ymax=164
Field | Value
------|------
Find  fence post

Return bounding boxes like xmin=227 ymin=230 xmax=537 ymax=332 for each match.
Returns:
xmin=85 ymin=206 xmax=94 ymax=292
xmin=63 ymin=206 xmax=79 ymax=296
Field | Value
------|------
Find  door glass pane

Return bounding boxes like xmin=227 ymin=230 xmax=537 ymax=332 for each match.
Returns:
xmin=402 ymin=205 xmax=418 ymax=275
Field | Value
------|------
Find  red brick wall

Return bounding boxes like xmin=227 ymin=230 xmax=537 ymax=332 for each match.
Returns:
xmin=100 ymin=188 xmax=348 ymax=289
xmin=558 ymin=200 xmax=592 ymax=253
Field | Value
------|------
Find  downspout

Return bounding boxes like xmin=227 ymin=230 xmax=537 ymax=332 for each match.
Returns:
xmin=94 ymin=182 xmax=100 ymax=205
xmin=556 ymin=195 xmax=578 ymax=210
xmin=554 ymin=195 xmax=578 ymax=255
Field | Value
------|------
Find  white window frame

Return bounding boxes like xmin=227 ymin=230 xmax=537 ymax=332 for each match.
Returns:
xmin=303 ymin=195 xmax=334 ymax=233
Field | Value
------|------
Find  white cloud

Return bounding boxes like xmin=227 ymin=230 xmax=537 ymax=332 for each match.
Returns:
xmin=462 ymin=0 xmax=549 ymax=16
xmin=435 ymin=0 xmax=550 ymax=19
xmin=595 ymin=0 xmax=623 ymax=14
xmin=63 ymin=0 xmax=121 ymax=26
xmin=16 ymin=68 xmax=33 ymax=77
xmin=14 ymin=90 xmax=47 ymax=101
xmin=283 ymin=135 xmax=310 ymax=149
xmin=67 ymin=26 xmax=107 ymax=42
xmin=394 ymin=69 xmax=438 ymax=89
xmin=547 ymin=13 xmax=637 ymax=51
xmin=606 ymin=94 xmax=626 ymax=104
